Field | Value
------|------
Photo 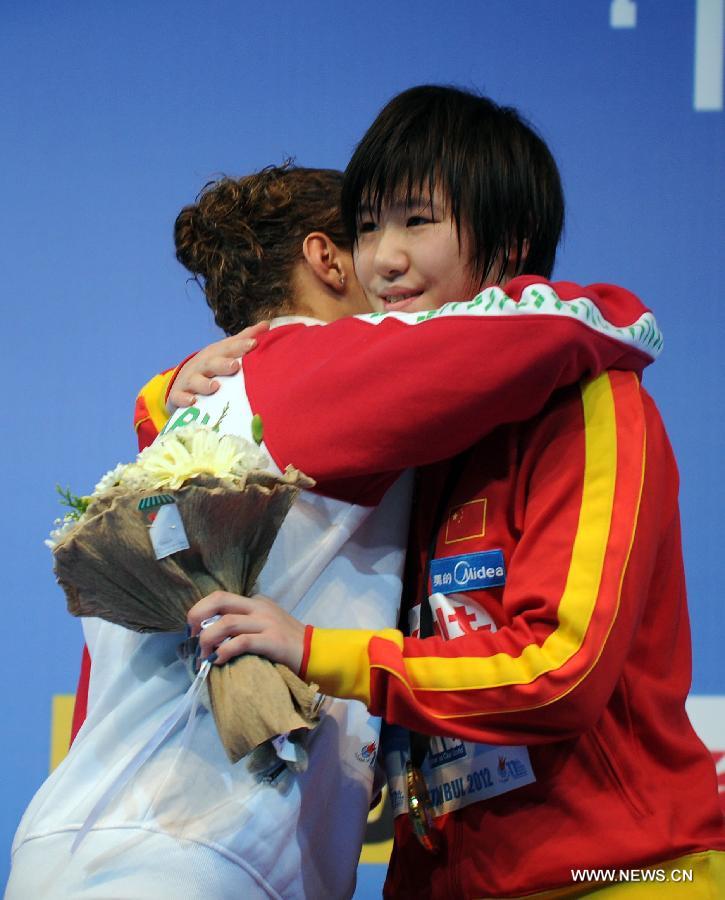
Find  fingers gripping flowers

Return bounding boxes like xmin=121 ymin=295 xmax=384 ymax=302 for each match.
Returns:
xmin=190 ymin=592 xmax=306 ymax=674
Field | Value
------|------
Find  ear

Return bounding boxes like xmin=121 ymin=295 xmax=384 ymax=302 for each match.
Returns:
xmin=302 ymin=232 xmax=348 ymax=293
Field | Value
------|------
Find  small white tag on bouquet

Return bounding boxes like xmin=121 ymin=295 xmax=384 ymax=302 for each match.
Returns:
xmin=139 ymin=495 xmax=190 ymax=560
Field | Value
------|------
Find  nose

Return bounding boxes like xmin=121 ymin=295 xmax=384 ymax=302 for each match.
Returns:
xmin=373 ymin=225 xmax=409 ymax=279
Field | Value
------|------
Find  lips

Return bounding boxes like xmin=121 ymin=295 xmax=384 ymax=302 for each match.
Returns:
xmin=380 ymin=290 xmax=423 ymax=312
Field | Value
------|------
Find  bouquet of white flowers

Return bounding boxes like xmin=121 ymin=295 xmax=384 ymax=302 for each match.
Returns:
xmin=49 ymin=422 xmax=318 ymax=763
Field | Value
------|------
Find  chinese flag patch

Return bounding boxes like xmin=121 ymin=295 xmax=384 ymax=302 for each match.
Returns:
xmin=444 ymin=499 xmax=487 ymax=544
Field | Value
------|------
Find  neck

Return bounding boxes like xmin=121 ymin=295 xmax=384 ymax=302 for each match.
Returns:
xmin=290 ymin=266 xmax=351 ymax=323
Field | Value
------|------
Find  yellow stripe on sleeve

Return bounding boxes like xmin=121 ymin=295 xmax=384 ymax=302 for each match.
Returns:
xmin=307 ymin=627 xmax=404 ymax=706
xmin=50 ymin=693 xmax=75 ymax=772
xmin=403 ymin=373 xmax=619 ymax=694
xmin=136 ymin=370 xmax=175 ymax=433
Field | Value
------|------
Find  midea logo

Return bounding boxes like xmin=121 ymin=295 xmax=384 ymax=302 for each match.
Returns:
xmin=453 ymin=560 xmax=504 ymax=586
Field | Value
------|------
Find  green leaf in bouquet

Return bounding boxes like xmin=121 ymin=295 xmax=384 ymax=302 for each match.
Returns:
xmin=56 ymin=484 xmax=91 ymax=520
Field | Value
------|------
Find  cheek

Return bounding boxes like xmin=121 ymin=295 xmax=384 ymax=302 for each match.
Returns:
xmin=444 ymin=225 xmax=480 ymax=298
xmin=426 ymin=231 xmax=472 ymax=297
xmin=353 ymin=248 xmax=382 ymax=310
xmin=347 ymin=272 xmax=373 ymax=313
xmin=353 ymin=245 xmax=372 ymax=285
xmin=445 ymin=254 xmax=479 ymax=300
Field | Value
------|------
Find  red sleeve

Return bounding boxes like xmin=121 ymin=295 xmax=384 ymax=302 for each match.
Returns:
xmin=69 ymin=644 xmax=91 ymax=745
xmin=243 ymin=279 xmax=660 ymax=505
xmin=306 ymin=371 xmax=659 ymax=744
xmin=133 ymin=393 xmax=160 ymax=451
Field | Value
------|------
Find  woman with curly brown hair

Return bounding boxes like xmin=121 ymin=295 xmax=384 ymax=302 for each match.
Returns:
xmin=129 ymin=163 xmax=371 ymax=418
xmin=9 ymin=163 xmax=398 ymax=900
xmin=174 ymin=164 xmax=371 ymax=334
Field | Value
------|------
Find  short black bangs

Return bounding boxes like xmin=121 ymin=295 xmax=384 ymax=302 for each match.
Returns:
xmin=344 ymin=86 xmax=469 ymax=232
xmin=342 ymin=85 xmax=564 ymax=284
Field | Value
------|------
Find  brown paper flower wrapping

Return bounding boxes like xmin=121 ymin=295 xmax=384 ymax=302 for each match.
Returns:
xmin=52 ymin=469 xmax=319 ymax=763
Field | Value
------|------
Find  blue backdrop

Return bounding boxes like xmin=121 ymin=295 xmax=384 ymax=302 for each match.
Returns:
xmin=2 ymin=2 xmax=723 ymax=896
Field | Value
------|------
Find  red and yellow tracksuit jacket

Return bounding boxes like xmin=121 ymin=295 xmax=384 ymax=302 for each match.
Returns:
xmin=74 ymin=278 xmax=723 ymax=894
xmin=305 ymin=371 xmax=725 ymax=897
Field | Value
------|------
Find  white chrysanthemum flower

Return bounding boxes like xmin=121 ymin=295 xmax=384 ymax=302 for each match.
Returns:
xmin=118 ymin=464 xmax=153 ymax=491
xmin=134 ymin=425 xmax=268 ymax=490
xmin=47 ymin=425 xmax=270 ymax=551
xmin=94 ymin=462 xmax=130 ymax=495
xmin=45 ymin=514 xmax=80 ymax=549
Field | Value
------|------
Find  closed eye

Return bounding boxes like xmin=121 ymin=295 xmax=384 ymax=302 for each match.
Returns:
xmin=358 ymin=219 xmax=378 ymax=234
xmin=406 ymin=215 xmax=434 ymax=227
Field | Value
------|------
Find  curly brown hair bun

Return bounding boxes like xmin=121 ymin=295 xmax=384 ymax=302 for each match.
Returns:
xmin=175 ymin=163 xmax=350 ymax=334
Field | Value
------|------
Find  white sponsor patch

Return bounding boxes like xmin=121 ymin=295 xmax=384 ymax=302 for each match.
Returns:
xmin=398 ymin=594 xmax=535 ymax=816
xmin=408 ymin=594 xmax=496 ymax=640
xmin=384 ymin=725 xmax=535 ymax=819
